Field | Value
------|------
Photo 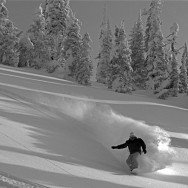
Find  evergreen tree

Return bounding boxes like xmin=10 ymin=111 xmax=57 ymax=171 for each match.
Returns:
xmin=182 ymin=42 xmax=188 ymax=77
xmin=0 ymin=0 xmax=21 ymax=66
xmin=143 ymin=0 xmax=167 ymax=94
xmin=63 ymin=9 xmax=82 ymax=78
xmin=179 ymin=43 xmax=188 ymax=93
xmin=27 ymin=5 xmax=50 ymax=69
xmin=168 ymin=23 xmax=180 ymax=97
xmin=108 ymin=21 xmax=133 ymax=93
xmin=75 ymin=33 xmax=93 ymax=85
xmin=144 ymin=9 xmax=151 ymax=53
xmin=157 ymin=23 xmax=180 ymax=99
xmin=96 ymin=3 xmax=113 ymax=84
xmin=107 ymin=25 xmax=119 ymax=89
xmin=129 ymin=10 xmax=146 ymax=89
xmin=18 ymin=35 xmax=34 ymax=67
xmin=42 ymin=0 xmax=69 ymax=60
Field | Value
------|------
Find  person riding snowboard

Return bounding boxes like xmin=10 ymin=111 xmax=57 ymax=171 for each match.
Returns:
xmin=111 ymin=132 xmax=147 ymax=172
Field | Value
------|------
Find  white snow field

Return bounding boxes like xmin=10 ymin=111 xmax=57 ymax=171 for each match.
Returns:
xmin=0 ymin=65 xmax=188 ymax=188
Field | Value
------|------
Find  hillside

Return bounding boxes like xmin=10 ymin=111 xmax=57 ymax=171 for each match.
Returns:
xmin=0 ymin=65 xmax=187 ymax=188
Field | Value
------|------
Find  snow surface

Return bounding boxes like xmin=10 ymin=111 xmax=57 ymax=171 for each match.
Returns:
xmin=0 ymin=65 xmax=187 ymax=188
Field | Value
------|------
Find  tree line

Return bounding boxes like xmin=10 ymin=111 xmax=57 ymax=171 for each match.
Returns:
xmin=0 ymin=0 xmax=93 ymax=85
xmin=0 ymin=0 xmax=188 ymax=99
xmin=96 ymin=0 xmax=188 ymax=99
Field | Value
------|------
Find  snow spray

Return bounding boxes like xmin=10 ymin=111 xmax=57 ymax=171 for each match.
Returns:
xmin=36 ymin=94 xmax=175 ymax=173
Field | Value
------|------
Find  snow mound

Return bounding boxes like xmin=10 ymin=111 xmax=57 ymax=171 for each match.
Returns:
xmin=36 ymin=93 xmax=175 ymax=173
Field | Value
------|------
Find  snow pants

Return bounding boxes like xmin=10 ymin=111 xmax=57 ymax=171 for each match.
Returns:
xmin=126 ymin=152 xmax=140 ymax=170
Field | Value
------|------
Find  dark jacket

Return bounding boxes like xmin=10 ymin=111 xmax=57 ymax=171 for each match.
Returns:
xmin=112 ymin=137 xmax=146 ymax=154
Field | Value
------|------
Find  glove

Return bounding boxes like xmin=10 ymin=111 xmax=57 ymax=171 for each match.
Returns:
xmin=143 ymin=150 xmax=147 ymax=154
xmin=111 ymin=146 xmax=116 ymax=149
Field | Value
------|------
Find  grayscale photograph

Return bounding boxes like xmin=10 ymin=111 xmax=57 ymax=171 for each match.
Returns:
xmin=0 ymin=0 xmax=187 ymax=187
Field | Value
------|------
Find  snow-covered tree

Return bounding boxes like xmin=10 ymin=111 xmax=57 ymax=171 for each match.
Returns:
xmin=168 ymin=23 xmax=180 ymax=97
xmin=143 ymin=0 xmax=167 ymax=94
xmin=18 ymin=35 xmax=34 ymax=67
xmin=107 ymin=25 xmax=120 ymax=89
xmin=108 ymin=21 xmax=133 ymax=93
xmin=96 ymin=3 xmax=113 ymax=84
xmin=27 ymin=5 xmax=50 ymax=69
xmin=42 ymin=0 xmax=69 ymax=62
xmin=63 ymin=9 xmax=82 ymax=78
xmin=157 ymin=23 xmax=180 ymax=99
xmin=129 ymin=10 xmax=146 ymax=89
xmin=0 ymin=0 xmax=21 ymax=66
xmin=182 ymin=42 xmax=188 ymax=76
xmin=75 ymin=33 xmax=93 ymax=85
xmin=179 ymin=43 xmax=188 ymax=93
xmin=144 ymin=9 xmax=151 ymax=53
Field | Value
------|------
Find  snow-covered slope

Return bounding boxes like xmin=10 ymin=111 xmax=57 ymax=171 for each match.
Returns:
xmin=0 ymin=65 xmax=187 ymax=188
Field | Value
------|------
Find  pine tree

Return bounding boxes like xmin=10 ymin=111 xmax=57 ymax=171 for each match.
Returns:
xmin=107 ymin=25 xmax=119 ymax=89
xmin=144 ymin=10 xmax=151 ymax=53
xmin=0 ymin=0 xmax=21 ymax=66
xmin=108 ymin=21 xmax=133 ymax=93
xmin=18 ymin=35 xmax=34 ymax=67
xmin=143 ymin=0 xmax=167 ymax=94
xmin=129 ymin=10 xmax=146 ymax=89
xmin=157 ymin=23 xmax=180 ymax=99
xmin=75 ymin=33 xmax=93 ymax=85
xmin=96 ymin=3 xmax=113 ymax=84
xmin=179 ymin=43 xmax=188 ymax=93
xmin=168 ymin=23 xmax=180 ymax=97
xmin=184 ymin=43 xmax=188 ymax=96
xmin=182 ymin=42 xmax=188 ymax=77
xmin=27 ymin=5 xmax=50 ymax=69
xmin=42 ymin=0 xmax=69 ymax=61
xmin=63 ymin=9 xmax=82 ymax=78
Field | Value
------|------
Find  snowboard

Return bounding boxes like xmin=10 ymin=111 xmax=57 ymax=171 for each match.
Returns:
xmin=130 ymin=171 xmax=137 ymax=175
xmin=129 ymin=169 xmax=138 ymax=175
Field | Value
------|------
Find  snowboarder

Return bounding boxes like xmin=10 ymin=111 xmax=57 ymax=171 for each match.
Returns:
xmin=111 ymin=132 xmax=147 ymax=172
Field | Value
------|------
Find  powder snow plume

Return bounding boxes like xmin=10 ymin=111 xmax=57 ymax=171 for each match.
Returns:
xmin=36 ymin=94 xmax=175 ymax=173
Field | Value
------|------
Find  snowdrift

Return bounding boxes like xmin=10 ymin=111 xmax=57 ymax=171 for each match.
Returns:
xmin=35 ymin=93 xmax=175 ymax=173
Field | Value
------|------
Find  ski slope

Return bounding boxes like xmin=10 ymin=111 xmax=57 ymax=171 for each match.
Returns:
xmin=0 ymin=65 xmax=188 ymax=188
